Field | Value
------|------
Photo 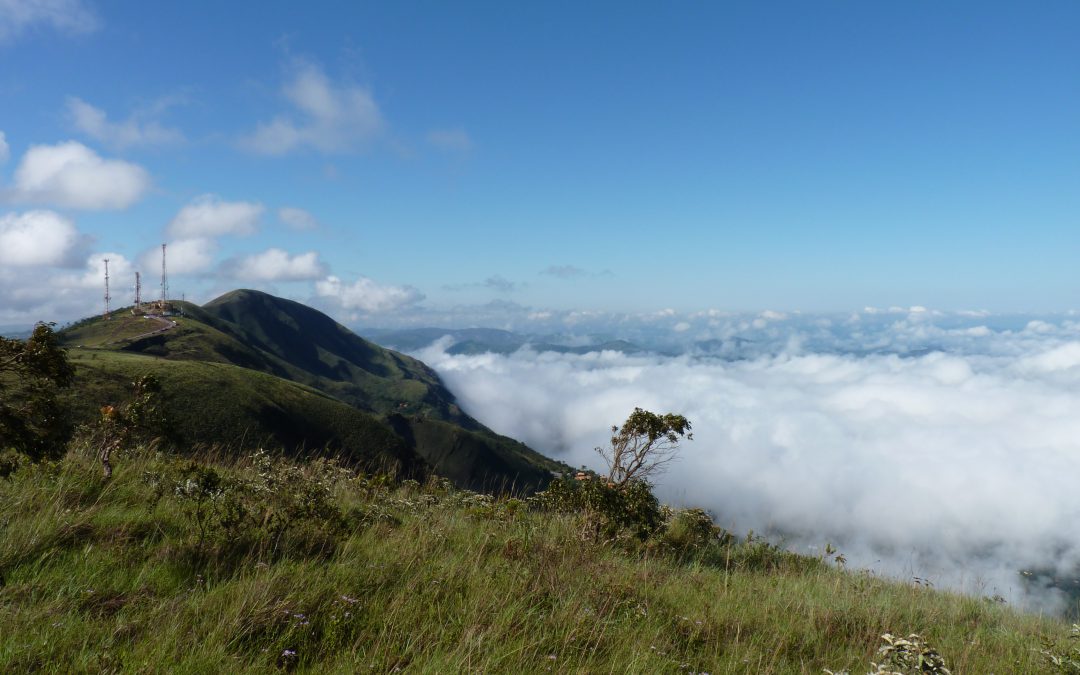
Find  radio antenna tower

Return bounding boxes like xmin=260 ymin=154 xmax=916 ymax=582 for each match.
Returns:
xmin=103 ymin=258 xmax=112 ymax=320
xmin=160 ymin=243 xmax=169 ymax=310
xmin=134 ymin=271 xmax=142 ymax=312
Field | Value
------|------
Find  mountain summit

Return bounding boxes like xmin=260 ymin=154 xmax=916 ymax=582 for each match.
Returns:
xmin=60 ymin=289 xmax=563 ymax=491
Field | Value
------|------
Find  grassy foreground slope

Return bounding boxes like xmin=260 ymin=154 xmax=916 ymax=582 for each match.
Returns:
xmin=0 ymin=449 xmax=1069 ymax=673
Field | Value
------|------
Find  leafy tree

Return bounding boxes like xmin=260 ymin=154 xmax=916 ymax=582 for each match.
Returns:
xmin=596 ymin=407 xmax=692 ymax=488
xmin=0 ymin=323 xmax=75 ymax=463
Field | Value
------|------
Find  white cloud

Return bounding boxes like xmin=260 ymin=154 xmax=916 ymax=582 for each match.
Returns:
xmin=0 ymin=249 xmax=136 ymax=324
xmin=315 ymin=275 xmax=423 ymax=313
xmin=427 ymin=128 xmax=472 ymax=152
xmin=167 ymin=194 xmax=262 ymax=238
xmin=278 ymin=206 xmax=318 ymax=230
xmin=0 ymin=130 xmax=9 ymax=163
xmin=413 ymin=327 xmax=1080 ymax=613
xmin=9 ymin=141 xmax=150 ymax=209
xmin=0 ymin=210 xmax=77 ymax=265
xmin=140 ymin=237 xmax=216 ymax=276
xmin=77 ymin=252 xmax=134 ymax=290
xmin=0 ymin=0 xmax=99 ymax=43
xmin=227 ymin=248 xmax=325 ymax=281
xmin=241 ymin=61 xmax=383 ymax=155
xmin=65 ymin=97 xmax=184 ymax=150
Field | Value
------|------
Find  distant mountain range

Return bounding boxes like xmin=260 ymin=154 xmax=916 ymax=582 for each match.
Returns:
xmin=363 ymin=326 xmax=771 ymax=360
xmin=58 ymin=290 xmax=566 ymax=491
xmin=364 ymin=327 xmax=649 ymax=356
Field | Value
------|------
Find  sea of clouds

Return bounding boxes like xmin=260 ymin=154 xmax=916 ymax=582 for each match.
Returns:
xmin=413 ymin=309 xmax=1080 ymax=613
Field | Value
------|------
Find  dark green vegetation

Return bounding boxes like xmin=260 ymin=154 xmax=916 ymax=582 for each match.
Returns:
xmin=58 ymin=290 xmax=564 ymax=491
xmin=0 ymin=448 xmax=1071 ymax=673
xmin=0 ymin=323 xmax=75 ymax=465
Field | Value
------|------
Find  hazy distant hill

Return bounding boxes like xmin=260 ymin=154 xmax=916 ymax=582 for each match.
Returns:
xmin=366 ymin=327 xmax=646 ymax=356
xmin=0 ymin=326 xmax=33 ymax=340
xmin=59 ymin=290 xmax=564 ymax=491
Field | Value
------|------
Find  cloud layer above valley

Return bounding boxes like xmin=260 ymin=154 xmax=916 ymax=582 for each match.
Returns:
xmin=414 ymin=318 xmax=1080 ymax=612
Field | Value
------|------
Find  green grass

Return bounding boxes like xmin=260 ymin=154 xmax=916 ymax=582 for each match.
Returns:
xmin=0 ymin=449 xmax=1070 ymax=673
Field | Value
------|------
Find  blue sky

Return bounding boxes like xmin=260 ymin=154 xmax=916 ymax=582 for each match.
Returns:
xmin=1 ymin=1 xmax=1078 ymax=327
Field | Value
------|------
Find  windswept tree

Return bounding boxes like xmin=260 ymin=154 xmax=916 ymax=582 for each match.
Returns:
xmin=596 ymin=407 xmax=692 ymax=488
xmin=0 ymin=323 xmax=75 ymax=462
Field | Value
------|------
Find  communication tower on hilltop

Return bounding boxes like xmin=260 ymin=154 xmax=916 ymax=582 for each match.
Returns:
xmin=134 ymin=271 xmax=142 ymax=313
xmin=160 ymin=243 xmax=169 ymax=312
xmin=103 ymin=258 xmax=111 ymax=320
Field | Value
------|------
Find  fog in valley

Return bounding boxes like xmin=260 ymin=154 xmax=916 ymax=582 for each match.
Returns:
xmin=413 ymin=308 xmax=1080 ymax=613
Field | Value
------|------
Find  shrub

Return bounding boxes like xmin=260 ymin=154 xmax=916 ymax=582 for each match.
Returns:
xmin=826 ymin=633 xmax=952 ymax=675
xmin=658 ymin=507 xmax=724 ymax=556
xmin=535 ymin=474 xmax=663 ymax=542
xmin=153 ymin=450 xmax=354 ymax=563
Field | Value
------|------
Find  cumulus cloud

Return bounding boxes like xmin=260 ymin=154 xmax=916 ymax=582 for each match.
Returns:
xmin=413 ymin=323 xmax=1080 ymax=612
xmin=278 ymin=206 xmax=318 ymax=230
xmin=78 ymin=251 xmax=133 ymax=290
xmin=65 ymin=96 xmax=184 ymax=150
xmin=140 ymin=237 xmax=216 ymax=276
xmin=0 ymin=210 xmax=78 ymax=265
xmin=225 ymin=248 xmax=326 ymax=282
xmin=167 ymin=194 xmax=262 ymax=238
xmin=0 ymin=0 xmax=98 ymax=43
xmin=427 ymin=128 xmax=472 ymax=152
xmin=315 ymin=275 xmax=423 ymax=313
xmin=241 ymin=60 xmax=382 ymax=155
xmin=0 ymin=250 xmax=135 ymax=325
xmin=0 ymin=130 xmax=8 ymax=163
xmin=8 ymin=141 xmax=150 ymax=209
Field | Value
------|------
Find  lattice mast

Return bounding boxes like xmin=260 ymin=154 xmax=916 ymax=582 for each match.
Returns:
xmin=134 ymin=271 xmax=142 ymax=312
xmin=103 ymin=258 xmax=111 ymax=320
xmin=160 ymin=243 xmax=169 ymax=310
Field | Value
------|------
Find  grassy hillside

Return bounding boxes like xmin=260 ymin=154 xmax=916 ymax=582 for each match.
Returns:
xmin=200 ymin=290 xmax=472 ymax=423
xmin=56 ymin=291 xmax=565 ymax=491
xmin=62 ymin=312 xmax=173 ymax=347
xmin=0 ymin=448 xmax=1071 ymax=673
xmin=387 ymin=414 xmax=560 ymax=493
xmin=63 ymin=348 xmax=424 ymax=476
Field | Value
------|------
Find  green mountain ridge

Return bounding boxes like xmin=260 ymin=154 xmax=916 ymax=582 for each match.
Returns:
xmin=59 ymin=290 xmax=565 ymax=491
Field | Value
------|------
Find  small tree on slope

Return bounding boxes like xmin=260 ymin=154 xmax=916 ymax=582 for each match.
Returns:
xmin=596 ymin=407 xmax=692 ymax=488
